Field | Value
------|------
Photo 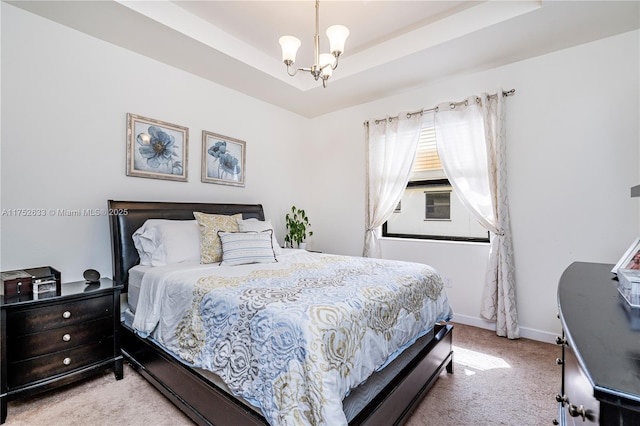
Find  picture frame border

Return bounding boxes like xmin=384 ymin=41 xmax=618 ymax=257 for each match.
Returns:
xmin=126 ymin=113 xmax=189 ymax=182
xmin=201 ymin=130 xmax=246 ymax=187
xmin=612 ymin=237 xmax=640 ymax=274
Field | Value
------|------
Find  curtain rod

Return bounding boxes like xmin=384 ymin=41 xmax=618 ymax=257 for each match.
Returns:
xmin=363 ymin=89 xmax=515 ymax=126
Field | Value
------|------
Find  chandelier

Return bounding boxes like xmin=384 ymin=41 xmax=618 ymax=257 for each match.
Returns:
xmin=278 ymin=0 xmax=350 ymax=88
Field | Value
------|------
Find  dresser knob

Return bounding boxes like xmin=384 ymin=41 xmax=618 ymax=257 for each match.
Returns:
xmin=63 ymin=357 xmax=71 ymax=366
xmin=568 ymin=403 xmax=587 ymax=420
xmin=555 ymin=336 xmax=566 ymax=345
xmin=552 ymin=420 xmax=559 ymax=425
xmin=555 ymin=394 xmax=567 ymax=403
xmin=62 ymin=334 xmax=71 ymax=342
xmin=62 ymin=311 xmax=71 ymax=319
xmin=556 ymin=358 xmax=563 ymax=365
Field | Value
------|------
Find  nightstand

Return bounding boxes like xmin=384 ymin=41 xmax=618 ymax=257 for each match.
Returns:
xmin=0 ymin=278 xmax=123 ymax=424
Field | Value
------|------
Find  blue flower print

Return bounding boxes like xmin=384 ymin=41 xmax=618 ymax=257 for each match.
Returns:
xmin=208 ymin=141 xmax=227 ymax=158
xmin=219 ymin=153 xmax=241 ymax=176
xmin=207 ymin=141 xmax=240 ymax=179
xmin=137 ymin=126 xmax=178 ymax=170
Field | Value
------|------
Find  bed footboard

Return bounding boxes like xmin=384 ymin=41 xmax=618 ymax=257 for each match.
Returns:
xmin=352 ymin=323 xmax=453 ymax=426
xmin=121 ymin=322 xmax=453 ymax=426
xmin=121 ymin=323 xmax=265 ymax=426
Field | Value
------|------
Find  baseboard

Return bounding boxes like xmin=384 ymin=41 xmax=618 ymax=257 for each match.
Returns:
xmin=451 ymin=314 xmax=559 ymax=344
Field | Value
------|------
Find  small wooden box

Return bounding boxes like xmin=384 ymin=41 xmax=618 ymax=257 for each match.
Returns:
xmin=1 ymin=270 xmax=33 ymax=296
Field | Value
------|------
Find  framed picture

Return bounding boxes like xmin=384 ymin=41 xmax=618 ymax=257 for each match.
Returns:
xmin=201 ymin=130 xmax=246 ymax=187
xmin=612 ymin=237 xmax=640 ymax=274
xmin=126 ymin=113 xmax=188 ymax=182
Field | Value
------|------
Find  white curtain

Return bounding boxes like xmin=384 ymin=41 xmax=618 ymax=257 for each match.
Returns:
xmin=364 ymin=113 xmax=424 ymax=258
xmin=434 ymin=91 xmax=519 ymax=339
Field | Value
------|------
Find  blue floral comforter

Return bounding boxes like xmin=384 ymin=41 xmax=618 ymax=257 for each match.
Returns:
xmin=132 ymin=250 xmax=452 ymax=426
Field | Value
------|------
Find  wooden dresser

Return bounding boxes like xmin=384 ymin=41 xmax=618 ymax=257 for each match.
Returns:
xmin=555 ymin=262 xmax=640 ymax=425
xmin=0 ymin=278 xmax=123 ymax=424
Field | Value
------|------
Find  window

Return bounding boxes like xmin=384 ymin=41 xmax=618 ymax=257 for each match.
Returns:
xmin=425 ymin=190 xmax=450 ymax=220
xmin=383 ymin=118 xmax=489 ymax=242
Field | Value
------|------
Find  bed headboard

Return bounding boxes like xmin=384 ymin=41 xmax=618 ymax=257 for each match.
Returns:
xmin=108 ymin=200 xmax=265 ymax=291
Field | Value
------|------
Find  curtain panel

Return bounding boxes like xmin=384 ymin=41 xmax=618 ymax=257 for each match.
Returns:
xmin=364 ymin=113 xmax=424 ymax=258
xmin=434 ymin=91 xmax=519 ymax=339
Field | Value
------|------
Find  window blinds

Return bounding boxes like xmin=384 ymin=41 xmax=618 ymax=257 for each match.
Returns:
xmin=413 ymin=126 xmax=442 ymax=172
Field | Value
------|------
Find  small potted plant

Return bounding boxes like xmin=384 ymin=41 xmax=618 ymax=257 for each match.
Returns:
xmin=284 ymin=205 xmax=313 ymax=249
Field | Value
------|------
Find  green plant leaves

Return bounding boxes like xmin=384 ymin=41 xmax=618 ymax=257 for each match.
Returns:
xmin=285 ymin=205 xmax=312 ymax=247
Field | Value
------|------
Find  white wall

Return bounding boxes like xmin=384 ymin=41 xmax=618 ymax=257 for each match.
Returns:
xmin=0 ymin=3 xmax=309 ymax=282
xmin=309 ymin=30 xmax=640 ymax=342
xmin=2 ymin=3 xmax=638 ymax=342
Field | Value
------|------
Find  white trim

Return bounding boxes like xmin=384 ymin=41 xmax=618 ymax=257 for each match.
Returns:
xmin=451 ymin=313 xmax=559 ymax=344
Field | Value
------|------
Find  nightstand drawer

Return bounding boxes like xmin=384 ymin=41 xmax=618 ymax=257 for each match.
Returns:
xmin=7 ymin=316 xmax=114 ymax=360
xmin=7 ymin=339 xmax=114 ymax=388
xmin=7 ymin=295 xmax=113 ymax=335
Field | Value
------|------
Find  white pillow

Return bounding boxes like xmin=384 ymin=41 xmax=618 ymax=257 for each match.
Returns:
xmin=218 ymin=230 xmax=278 ymax=266
xmin=132 ymin=219 xmax=200 ymax=266
xmin=237 ymin=218 xmax=282 ymax=255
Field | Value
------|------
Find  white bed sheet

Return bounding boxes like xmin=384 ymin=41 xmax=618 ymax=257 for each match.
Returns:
xmin=127 ymin=264 xmax=152 ymax=313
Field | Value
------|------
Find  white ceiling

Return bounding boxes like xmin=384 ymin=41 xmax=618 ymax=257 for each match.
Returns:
xmin=7 ymin=1 xmax=640 ymax=117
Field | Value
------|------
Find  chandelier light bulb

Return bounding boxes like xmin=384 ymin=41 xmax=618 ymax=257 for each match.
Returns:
xmin=326 ymin=25 xmax=349 ymax=56
xmin=319 ymin=53 xmax=336 ymax=78
xmin=279 ymin=36 xmax=301 ymax=64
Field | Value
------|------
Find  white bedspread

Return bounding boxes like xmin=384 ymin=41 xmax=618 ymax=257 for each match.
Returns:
xmin=133 ymin=250 xmax=452 ymax=426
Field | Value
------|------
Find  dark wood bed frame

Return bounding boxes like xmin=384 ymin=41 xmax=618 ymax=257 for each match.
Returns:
xmin=108 ymin=200 xmax=453 ymax=426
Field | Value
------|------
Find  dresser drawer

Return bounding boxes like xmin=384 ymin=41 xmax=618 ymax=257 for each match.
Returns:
xmin=6 ymin=295 xmax=113 ymax=335
xmin=6 ymin=316 xmax=114 ymax=360
xmin=564 ymin=342 xmax=599 ymax=423
xmin=7 ymin=339 xmax=114 ymax=388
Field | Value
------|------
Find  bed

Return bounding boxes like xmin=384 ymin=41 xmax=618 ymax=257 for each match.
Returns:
xmin=108 ymin=200 xmax=454 ymax=426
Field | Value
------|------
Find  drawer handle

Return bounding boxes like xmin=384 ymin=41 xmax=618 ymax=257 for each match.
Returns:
xmin=555 ymin=336 xmax=566 ymax=345
xmin=63 ymin=357 xmax=71 ymax=366
xmin=62 ymin=334 xmax=71 ymax=342
xmin=62 ymin=311 xmax=71 ymax=319
xmin=568 ymin=403 xmax=587 ymax=420
xmin=555 ymin=358 xmax=563 ymax=365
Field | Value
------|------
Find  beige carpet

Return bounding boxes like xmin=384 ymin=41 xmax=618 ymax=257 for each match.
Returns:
xmin=5 ymin=323 xmax=560 ymax=425
xmin=406 ymin=323 xmax=559 ymax=426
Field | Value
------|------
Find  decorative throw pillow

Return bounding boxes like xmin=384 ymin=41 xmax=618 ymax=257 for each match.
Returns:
xmin=193 ymin=212 xmax=242 ymax=264
xmin=237 ymin=218 xmax=283 ymax=255
xmin=218 ymin=230 xmax=277 ymax=266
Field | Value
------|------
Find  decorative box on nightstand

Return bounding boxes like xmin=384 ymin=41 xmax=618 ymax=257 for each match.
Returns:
xmin=0 ymin=266 xmax=61 ymax=298
xmin=0 ymin=277 xmax=124 ymax=424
